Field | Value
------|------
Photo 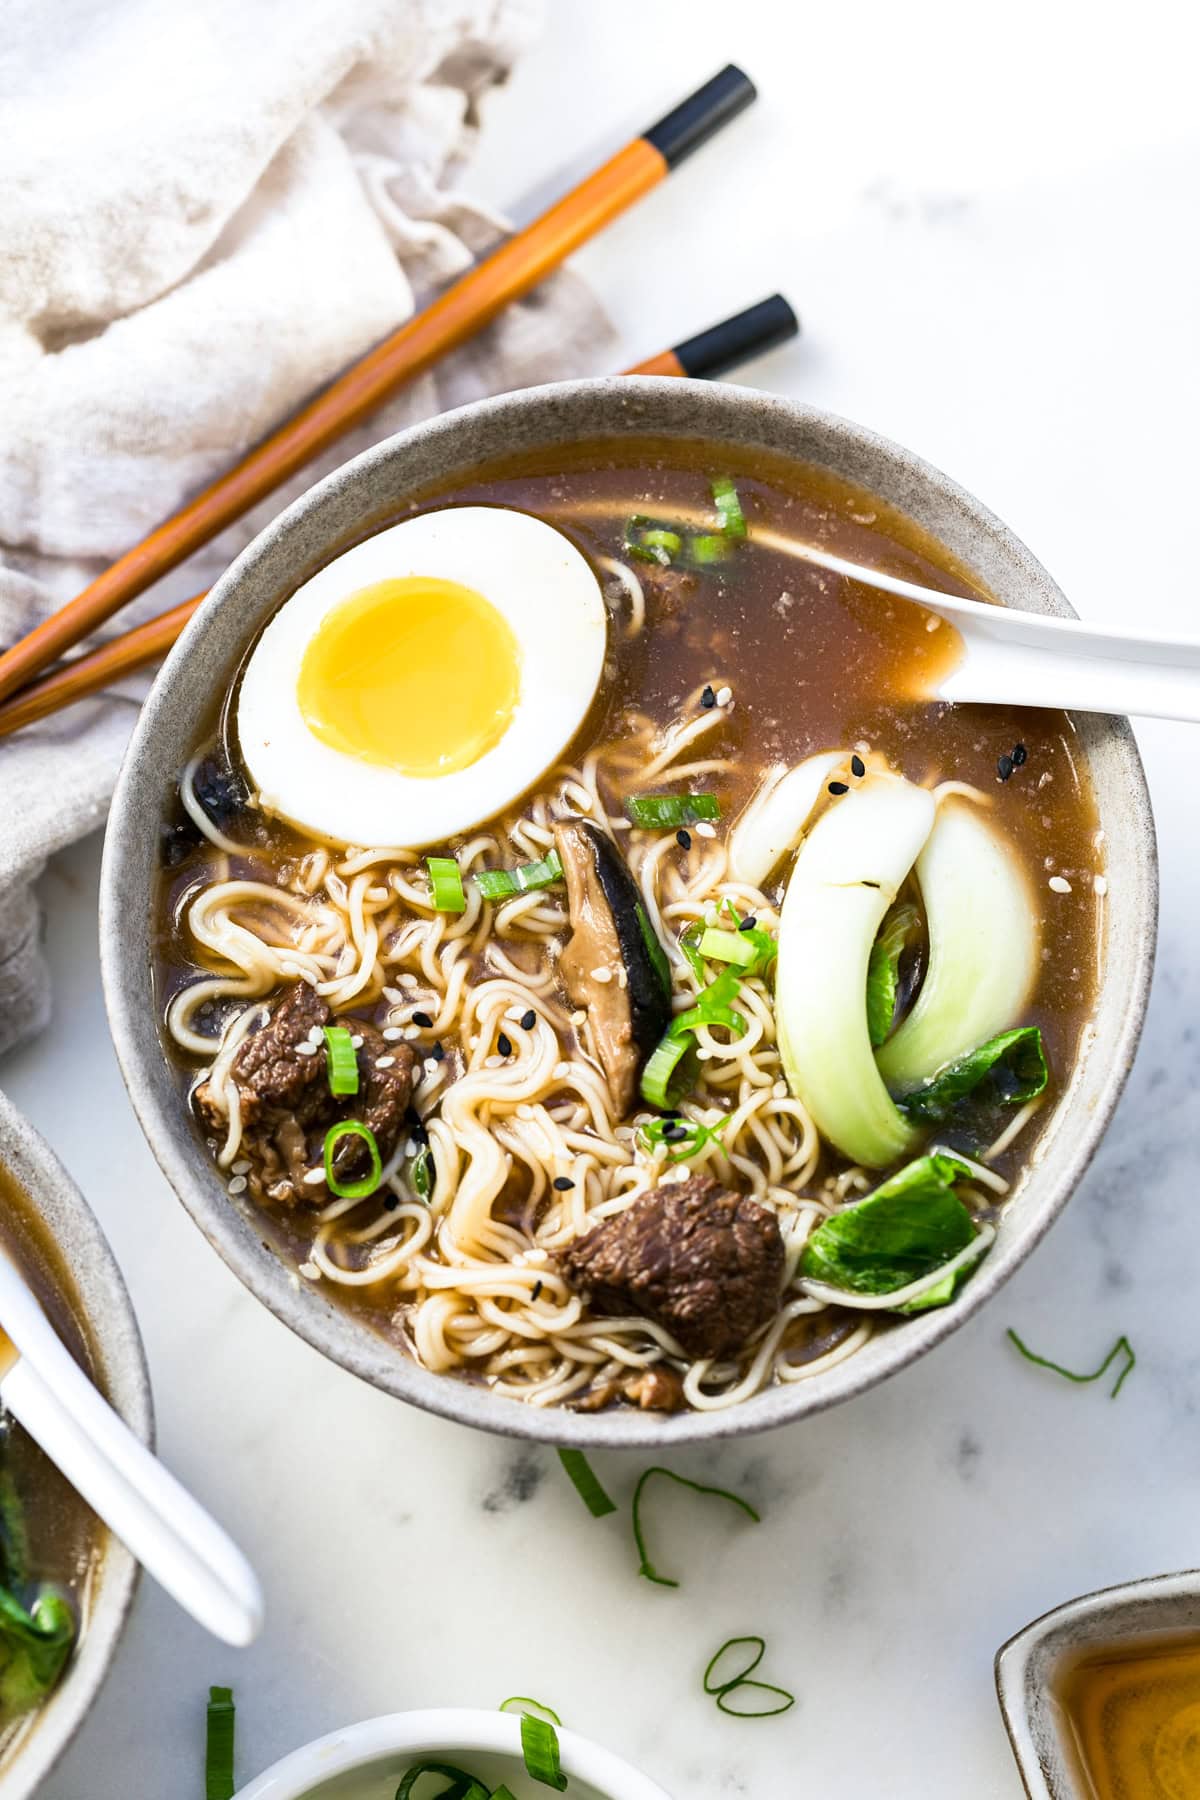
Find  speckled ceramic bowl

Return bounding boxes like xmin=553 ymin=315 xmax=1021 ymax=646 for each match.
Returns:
xmin=995 ymin=1570 xmax=1200 ymax=1797
xmin=0 ymin=1089 xmax=152 ymax=1798
xmin=99 ymin=378 xmax=1158 ymax=1448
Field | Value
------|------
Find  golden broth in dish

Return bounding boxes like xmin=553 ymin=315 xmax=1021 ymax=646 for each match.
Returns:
xmin=1056 ymin=1635 xmax=1200 ymax=1799
xmin=151 ymin=438 xmax=1104 ymax=1416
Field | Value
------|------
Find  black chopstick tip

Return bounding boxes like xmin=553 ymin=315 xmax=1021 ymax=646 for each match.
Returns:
xmin=644 ymin=64 xmax=757 ymax=170
xmin=673 ymin=294 xmax=800 ymax=380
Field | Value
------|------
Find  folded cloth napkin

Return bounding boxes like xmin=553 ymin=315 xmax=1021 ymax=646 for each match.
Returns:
xmin=0 ymin=0 xmax=616 ymax=1057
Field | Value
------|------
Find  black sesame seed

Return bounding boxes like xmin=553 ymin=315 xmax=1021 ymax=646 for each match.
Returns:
xmin=411 ymin=1010 xmax=433 ymax=1029
xmin=737 ymin=915 xmax=758 ymax=933
xmin=997 ymin=754 xmax=1014 ymax=782
xmin=531 ymin=1280 xmax=544 ymax=1302
xmin=1012 ymin=742 xmax=1028 ymax=767
xmin=850 ymin=754 xmax=865 ymax=778
xmin=497 ymin=1032 xmax=513 ymax=1058
xmin=382 ymin=1195 xmax=400 ymax=1212
xmin=431 ymin=1041 xmax=446 ymax=1062
xmin=662 ymin=1123 xmax=689 ymax=1142
xmin=520 ymin=1009 xmax=536 ymax=1031
xmin=828 ymin=780 xmax=849 ymax=796
xmin=700 ymin=685 xmax=717 ymax=709
xmin=676 ymin=828 xmax=692 ymax=849
xmin=553 ymin=1175 xmax=575 ymax=1191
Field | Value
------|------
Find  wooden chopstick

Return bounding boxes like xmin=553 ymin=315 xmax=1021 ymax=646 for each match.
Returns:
xmin=0 ymin=66 xmax=755 ymax=709
xmin=0 ymin=294 xmax=798 ymax=740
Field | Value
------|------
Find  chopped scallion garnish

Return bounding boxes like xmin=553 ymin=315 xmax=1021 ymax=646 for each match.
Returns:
xmin=410 ymin=1146 xmax=433 ymax=1201
xmin=670 ymin=969 xmax=745 ymax=1038
xmin=394 ymin=1761 xmax=490 ymax=1800
xmin=426 ymin=856 xmax=466 ymax=913
xmin=556 ymin=1448 xmax=617 ymax=1517
xmin=624 ymin=514 xmax=682 ymax=567
xmin=498 ymin=1699 xmax=567 ymax=1793
xmin=639 ymin=1033 xmax=699 ymax=1109
xmin=690 ymin=532 xmax=731 ymax=565
xmin=474 ymin=850 xmax=563 ymax=902
xmin=1007 ymin=1328 xmax=1136 ymax=1399
xmin=205 ymin=1686 xmax=236 ymax=1800
xmin=632 ymin=1466 xmax=760 ymax=1588
xmin=711 ymin=474 xmax=747 ymax=539
xmin=637 ymin=1114 xmax=727 ymax=1163
xmin=323 ymin=1120 xmax=383 ymax=1200
xmin=322 ymin=1024 xmax=359 ymax=1097
xmin=704 ymin=1635 xmax=795 ymax=1718
xmin=624 ymin=792 xmax=720 ymax=831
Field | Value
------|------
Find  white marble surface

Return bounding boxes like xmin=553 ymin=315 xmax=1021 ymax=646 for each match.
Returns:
xmin=5 ymin=2 xmax=1200 ymax=1794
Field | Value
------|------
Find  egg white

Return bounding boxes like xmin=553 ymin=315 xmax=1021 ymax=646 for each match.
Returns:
xmin=236 ymin=506 xmax=608 ymax=848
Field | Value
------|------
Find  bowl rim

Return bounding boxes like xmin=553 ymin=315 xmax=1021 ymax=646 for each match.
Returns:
xmin=994 ymin=1567 xmax=1200 ymax=1799
xmin=98 ymin=374 xmax=1159 ymax=1448
xmin=233 ymin=1705 xmax=673 ymax=1800
xmin=0 ymin=1087 xmax=153 ymax=1798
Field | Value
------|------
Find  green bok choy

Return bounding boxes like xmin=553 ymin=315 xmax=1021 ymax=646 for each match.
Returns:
xmin=728 ymin=751 xmax=847 ymax=890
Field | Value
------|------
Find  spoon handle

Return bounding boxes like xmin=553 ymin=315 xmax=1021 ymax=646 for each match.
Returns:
xmin=0 ymin=1258 xmax=262 ymax=1647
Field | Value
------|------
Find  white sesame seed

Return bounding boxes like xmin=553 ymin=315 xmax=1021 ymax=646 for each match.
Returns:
xmin=350 ymin=1034 xmax=364 ymax=1049
xmin=295 ymin=1041 xmax=318 ymax=1057
xmin=302 ymin=1166 xmax=326 ymax=1185
xmin=773 ymin=1080 xmax=789 ymax=1099
xmin=484 ymin=1054 xmax=504 ymax=1068
xmin=590 ymin=966 xmax=613 ymax=983
xmin=397 ymin=972 xmax=418 ymax=989
xmin=423 ymin=1059 xmax=440 ymax=1078
xmin=1048 ymin=875 xmax=1072 ymax=894
xmin=377 ymin=1055 xmax=396 ymax=1068
xmin=382 ymin=1026 xmax=403 ymax=1041
xmin=403 ymin=1024 xmax=421 ymax=1040
xmin=231 ymin=1160 xmax=251 ymax=1175
xmin=524 ymin=1247 xmax=550 ymax=1266
xmin=694 ymin=820 xmax=716 ymax=839
xmin=382 ymin=986 xmax=405 ymax=1003
xmin=298 ymin=1262 xmax=321 ymax=1281
xmin=570 ymin=1011 xmax=587 ymax=1027
xmin=227 ymin=1176 xmax=247 ymax=1196
xmin=307 ymin=1025 xmax=324 ymax=1044
xmin=715 ymin=685 xmax=732 ymax=706
xmin=1094 ymin=874 xmax=1108 ymax=897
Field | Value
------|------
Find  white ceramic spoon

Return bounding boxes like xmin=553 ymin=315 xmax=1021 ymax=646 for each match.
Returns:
xmin=751 ymin=527 xmax=1200 ymax=721
xmin=0 ymin=1245 xmax=263 ymax=1647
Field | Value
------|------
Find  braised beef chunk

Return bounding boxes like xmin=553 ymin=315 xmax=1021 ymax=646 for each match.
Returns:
xmin=194 ymin=983 xmax=417 ymax=1208
xmin=560 ymin=1175 xmax=784 ymax=1360
xmin=554 ymin=819 xmax=671 ymax=1114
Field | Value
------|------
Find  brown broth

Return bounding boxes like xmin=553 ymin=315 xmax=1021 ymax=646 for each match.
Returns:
xmin=1055 ymin=1634 xmax=1200 ymax=1798
xmin=151 ymin=438 xmax=1103 ymax=1359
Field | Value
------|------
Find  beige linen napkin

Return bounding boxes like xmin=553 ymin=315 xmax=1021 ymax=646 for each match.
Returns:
xmin=0 ymin=0 xmax=615 ymax=1055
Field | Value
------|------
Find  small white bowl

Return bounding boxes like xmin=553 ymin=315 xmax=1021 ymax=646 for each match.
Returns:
xmin=234 ymin=1708 xmax=674 ymax=1800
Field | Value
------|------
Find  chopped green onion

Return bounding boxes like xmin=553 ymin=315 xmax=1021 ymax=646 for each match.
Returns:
xmin=489 ymin=1788 xmax=518 ymax=1800
xmin=1007 ymin=1328 xmax=1136 ymax=1399
xmin=632 ymin=1467 xmax=760 ymax=1589
xmin=624 ymin=792 xmax=721 ymax=830
xmin=410 ymin=1146 xmax=433 ymax=1201
xmin=679 ymin=920 xmax=707 ymax=979
xmin=556 ymin=1448 xmax=617 ymax=1518
xmin=639 ymin=1033 xmax=699 ymax=1108
xmin=322 ymin=1024 xmax=359 ymax=1097
xmin=697 ymin=927 xmax=757 ymax=968
xmin=624 ymin=515 xmax=682 ymax=566
xmin=474 ymin=850 xmax=563 ymax=902
xmin=518 ymin=1715 xmax=567 ymax=1792
xmin=499 ymin=1697 xmax=563 ymax=1725
xmin=703 ymin=1636 xmax=795 ymax=1718
xmin=690 ymin=532 xmax=731 ymax=565
xmin=637 ymin=1114 xmax=727 ymax=1163
xmin=323 ymin=1120 xmax=383 ymax=1199
xmin=205 ymin=1686 xmax=236 ymax=1800
xmin=426 ymin=856 xmax=466 ymax=913
xmin=394 ymin=1761 xmax=489 ymax=1800
xmin=711 ymin=474 xmax=747 ymax=539
xmin=640 ymin=528 xmax=682 ymax=557
xmin=670 ymin=969 xmax=745 ymax=1038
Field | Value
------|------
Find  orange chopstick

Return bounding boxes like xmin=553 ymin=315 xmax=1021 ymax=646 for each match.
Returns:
xmin=0 ymin=294 xmax=798 ymax=740
xmin=0 ymin=67 xmax=754 ymax=709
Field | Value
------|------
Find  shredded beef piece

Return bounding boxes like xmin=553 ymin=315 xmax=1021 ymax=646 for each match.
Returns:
xmin=560 ymin=1175 xmax=785 ymax=1360
xmin=194 ymin=983 xmax=417 ymax=1208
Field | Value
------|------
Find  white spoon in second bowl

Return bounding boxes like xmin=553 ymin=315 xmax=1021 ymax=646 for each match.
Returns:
xmin=0 ymin=1243 xmax=263 ymax=1648
xmin=750 ymin=527 xmax=1200 ymax=722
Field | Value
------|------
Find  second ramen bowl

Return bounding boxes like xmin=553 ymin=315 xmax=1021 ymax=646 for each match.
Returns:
xmin=99 ymin=378 xmax=1157 ymax=1447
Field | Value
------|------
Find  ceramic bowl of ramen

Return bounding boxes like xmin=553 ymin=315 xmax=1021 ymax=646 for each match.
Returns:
xmin=0 ymin=1090 xmax=151 ymax=1796
xmin=996 ymin=1569 xmax=1200 ymax=1798
xmin=233 ymin=1706 xmax=672 ymax=1799
xmin=99 ymin=377 xmax=1157 ymax=1446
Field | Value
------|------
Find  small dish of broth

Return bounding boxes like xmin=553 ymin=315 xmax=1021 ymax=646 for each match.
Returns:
xmin=996 ymin=1572 xmax=1200 ymax=1800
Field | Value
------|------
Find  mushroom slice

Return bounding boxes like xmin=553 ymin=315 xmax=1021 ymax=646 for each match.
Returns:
xmin=875 ymin=797 xmax=1040 ymax=1094
xmin=775 ymin=769 xmax=935 ymax=1167
xmin=554 ymin=820 xmax=672 ymax=1112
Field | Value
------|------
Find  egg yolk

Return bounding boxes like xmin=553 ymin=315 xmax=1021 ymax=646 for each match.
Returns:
xmin=297 ymin=576 xmax=521 ymax=778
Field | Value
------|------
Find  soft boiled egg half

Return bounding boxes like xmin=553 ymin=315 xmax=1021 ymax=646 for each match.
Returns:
xmin=236 ymin=507 xmax=607 ymax=847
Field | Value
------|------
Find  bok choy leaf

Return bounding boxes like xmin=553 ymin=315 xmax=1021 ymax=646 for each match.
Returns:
xmin=865 ymin=902 xmax=921 ymax=1048
xmin=775 ymin=770 xmax=934 ymax=1166
xmin=798 ymin=1152 xmax=977 ymax=1299
xmin=899 ymin=1026 xmax=1048 ymax=1124
xmin=876 ymin=799 xmax=1039 ymax=1095
xmin=0 ymin=1586 xmax=74 ymax=1715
